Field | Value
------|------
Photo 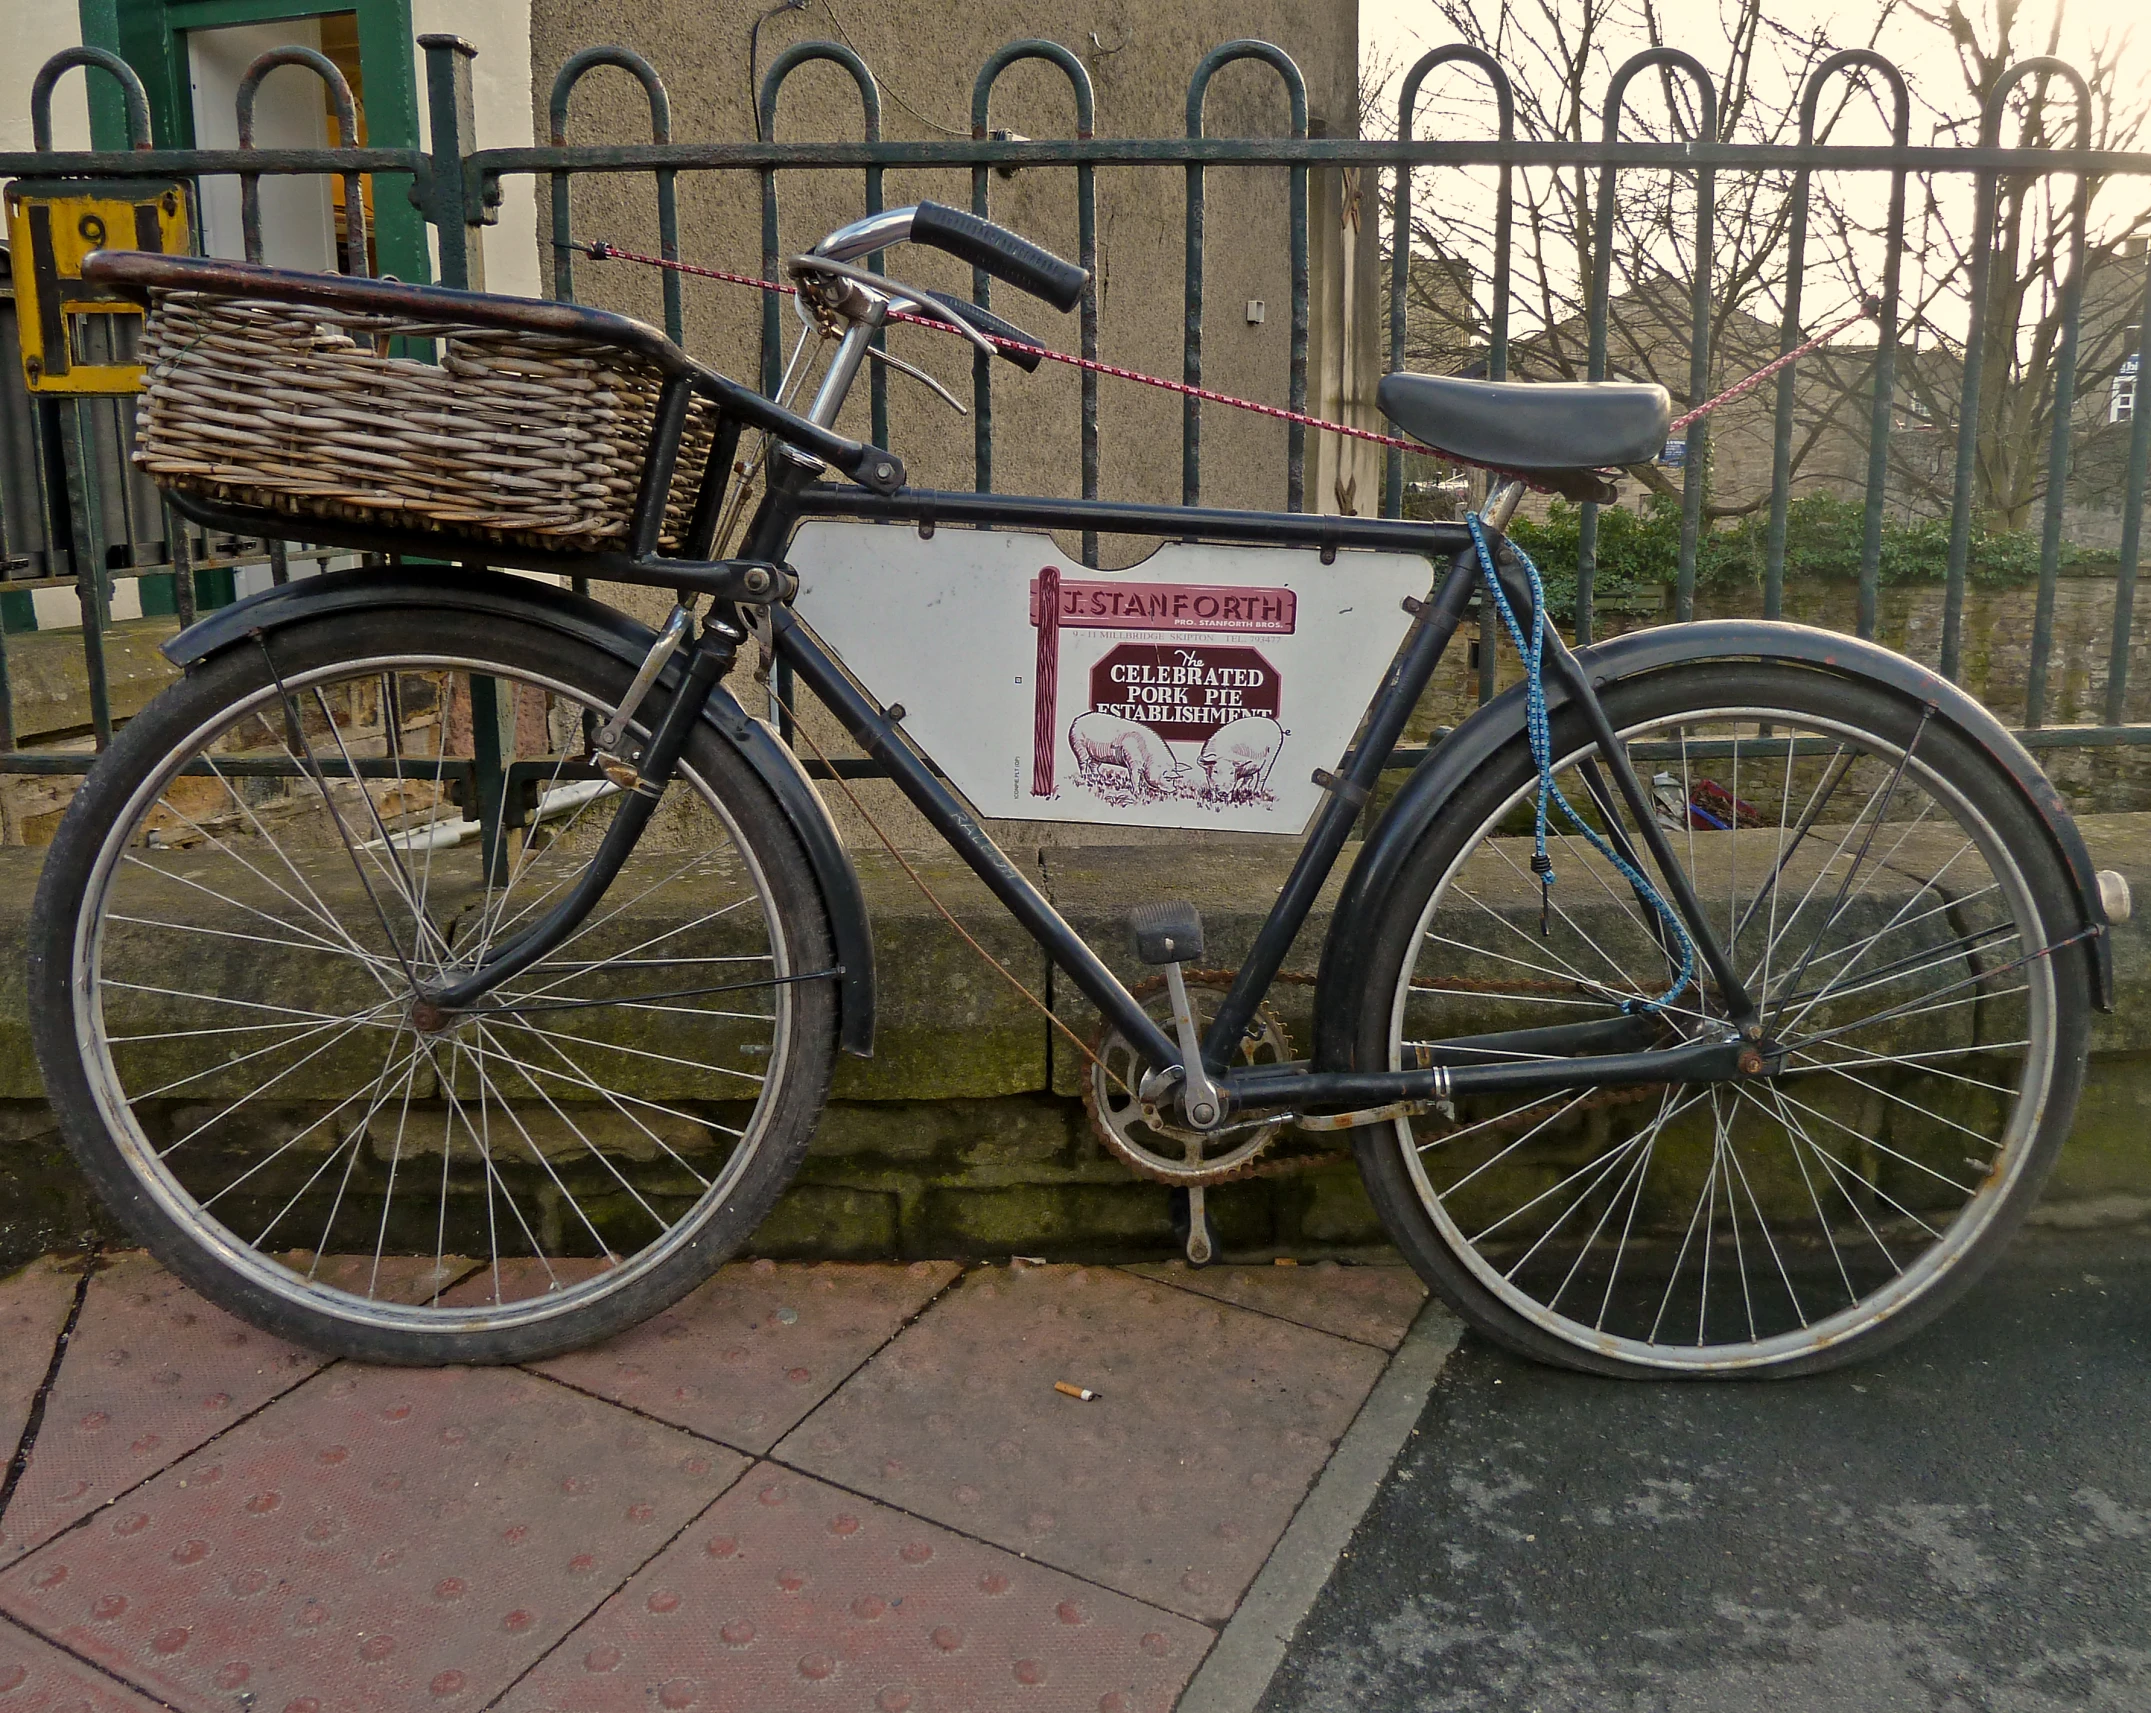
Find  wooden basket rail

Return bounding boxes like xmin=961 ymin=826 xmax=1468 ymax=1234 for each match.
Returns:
xmin=79 ymin=249 xmax=906 ymax=596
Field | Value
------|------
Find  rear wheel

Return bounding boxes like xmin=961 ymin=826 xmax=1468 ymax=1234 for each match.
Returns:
xmin=29 ymin=604 xmax=838 ymax=1364
xmin=1347 ymin=661 xmax=2090 ymax=1377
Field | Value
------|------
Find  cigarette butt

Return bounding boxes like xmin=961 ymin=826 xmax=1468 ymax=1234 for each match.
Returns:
xmin=1054 ymin=1381 xmax=1101 ymax=1401
xmin=1273 ymin=1256 xmax=1299 ymax=1267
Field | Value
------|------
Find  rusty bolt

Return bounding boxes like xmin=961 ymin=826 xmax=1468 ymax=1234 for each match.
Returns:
xmin=1738 ymin=1048 xmax=1765 ymax=1076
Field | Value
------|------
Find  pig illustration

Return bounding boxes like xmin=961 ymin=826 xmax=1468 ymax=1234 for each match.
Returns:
xmin=1068 ymin=711 xmax=1186 ymax=799
xmin=1198 ymin=714 xmax=1285 ymax=800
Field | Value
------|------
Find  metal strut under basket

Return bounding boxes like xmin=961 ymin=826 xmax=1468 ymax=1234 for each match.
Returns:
xmin=82 ymin=248 xmax=907 ymax=600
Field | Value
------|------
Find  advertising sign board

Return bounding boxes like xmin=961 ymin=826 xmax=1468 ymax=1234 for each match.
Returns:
xmin=789 ymin=522 xmax=1435 ymax=833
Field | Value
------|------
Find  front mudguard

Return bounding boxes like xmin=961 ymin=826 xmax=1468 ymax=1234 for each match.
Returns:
xmin=163 ymin=566 xmax=878 ymax=1057
xmin=1311 ymin=619 xmax=2113 ymax=1072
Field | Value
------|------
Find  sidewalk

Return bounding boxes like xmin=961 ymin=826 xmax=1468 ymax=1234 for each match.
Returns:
xmin=0 ymin=1251 xmax=1458 ymax=1712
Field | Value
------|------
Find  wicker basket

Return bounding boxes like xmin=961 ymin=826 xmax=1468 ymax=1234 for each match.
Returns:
xmin=133 ymin=290 xmax=720 ymax=552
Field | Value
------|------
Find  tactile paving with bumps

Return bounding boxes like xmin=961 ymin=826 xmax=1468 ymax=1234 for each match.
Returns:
xmin=0 ymin=1363 xmax=744 ymax=1713
xmin=775 ymin=1264 xmax=1387 ymax=1622
xmin=0 ymin=1614 xmax=168 ymax=1712
xmin=498 ymin=1461 xmax=1212 ymax=1713
xmin=1122 ymin=1261 xmax=1428 ymax=1349
xmin=528 ymin=1259 xmax=961 ymax=1453
xmin=0 ymin=1254 xmax=322 ymax=1564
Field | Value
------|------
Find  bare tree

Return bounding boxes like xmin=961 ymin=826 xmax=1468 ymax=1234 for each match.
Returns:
xmin=1380 ymin=0 xmax=2151 ymax=527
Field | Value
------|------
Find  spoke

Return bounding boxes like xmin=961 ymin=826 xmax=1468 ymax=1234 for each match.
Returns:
xmin=366 ymin=1029 xmax=428 ymax=1298
xmin=1783 ymin=1037 xmax=2027 ymax=1092
xmin=474 ymin=1020 xmax=684 ymax=1235
xmin=1480 ymin=1126 xmax=1654 ymax=1260
xmin=1765 ymin=708 xmax=1933 ymax=1032
xmin=1739 ymin=1082 xmax=1908 ymax=1275
xmin=488 ymin=894 xmax=758 ymax=1011
xmin=101 ymin=979 xmax=399 ymax=1028
xmin=122 ymin=1002 xmax=398 ymax=1104
xmin=480 ymin=1022 xmax=728 ymax=1179
xmin=105 ymin=911 xmax=401 ymax=968
xmin=461 ymin=1031 xmax=625 ymax=1264
xmin=454 ymin=1022 xmax=748 ymax=1138
xmin=1766 ymin=1086 xmax=1954 ymax=1236
xmin=256 ymin=658 xmax=427 ymax=997
xmin=307 ymin=683 xmax=454 ymax=968
xmin=1773 ymin=824 xmax=1968 ymax=1034
xmin=1713 ymin=1091 xmax=1761 ymax=1344
xmin=1589 ymin=1084 xmax=1681 ymax=1330
xmin=1433 ymin=1088 xmax=1599 ymax=1203
xmin=190 ymin=1038 xmax=425 ymax=1213
xmin=1750 ymin=1082 xmax=1857 ymax=1313
xmin=119 ymin=847 xmax=397 ymax=998
xmin=1744 ymin=762 xmax=1901 ymax=994
xmin=1542 ymin=1096 xmax=1663 ymax=1316
xmin=1733 ymin=739 xmax=1857 ymax=955
xmin=158 ymin=1002 xmax=407 ymax=1159
xmin=493 ymin=1017 xmax=767 ymax=1085
xmin=1794 ymin=983 xmax=2027 ymax=1047
xmin=1649 ymin=1131 xmax=1723 ymax=1345
xmin=1778 ymin=1056 xmax=1998 ymax=1179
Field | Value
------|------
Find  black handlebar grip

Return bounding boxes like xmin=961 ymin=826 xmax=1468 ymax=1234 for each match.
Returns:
xmin=910 ymin=201 xmax=1087 ymax=313
xmin=918 ymin=291 xmax=1046 ymax=371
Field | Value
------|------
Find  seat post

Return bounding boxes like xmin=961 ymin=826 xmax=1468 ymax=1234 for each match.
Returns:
xmin=1482 ymin=477 xmax=1525 ymax=533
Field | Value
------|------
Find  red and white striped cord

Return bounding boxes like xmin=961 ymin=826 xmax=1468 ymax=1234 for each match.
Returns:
xmin=582 ymin=239 xmax=1876 ymax=469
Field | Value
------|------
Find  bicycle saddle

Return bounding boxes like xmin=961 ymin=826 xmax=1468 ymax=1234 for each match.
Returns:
xmin=1377 ymin=373 xmax=1672 ymax=502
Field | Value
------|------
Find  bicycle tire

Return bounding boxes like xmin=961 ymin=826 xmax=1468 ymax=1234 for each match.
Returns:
xmin=28 ymin=603 xmax=838 ymax=1364
xmin=1345 ymin=660 xmax=2090 ymax=1377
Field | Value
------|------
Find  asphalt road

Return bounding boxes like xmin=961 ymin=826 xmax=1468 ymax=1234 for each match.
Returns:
xmin=1258 ymin=1231 xmax=2151 ymax=1713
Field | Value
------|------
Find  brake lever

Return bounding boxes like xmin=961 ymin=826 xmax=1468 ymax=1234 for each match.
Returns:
xmin=785 ymin=253 xmax=997 ymax=360
xmin=865 ymin=343 xmax=967 ymax=415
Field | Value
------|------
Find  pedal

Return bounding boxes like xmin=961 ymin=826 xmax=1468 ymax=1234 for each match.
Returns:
xmin=1129 ymin=901 xmax=1204 ymax=966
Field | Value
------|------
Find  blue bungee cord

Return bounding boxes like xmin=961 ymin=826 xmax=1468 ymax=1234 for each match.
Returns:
xmin=1465 ymin=510 xmax=1697 ymax=1015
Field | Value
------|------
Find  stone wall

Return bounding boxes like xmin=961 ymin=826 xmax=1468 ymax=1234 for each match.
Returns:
xmin=6 ymin=816 xmax=2151 ymax=1273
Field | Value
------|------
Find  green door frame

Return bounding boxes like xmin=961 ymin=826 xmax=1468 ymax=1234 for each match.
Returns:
xmin=76 ymin=0 xmax=429 ymax=284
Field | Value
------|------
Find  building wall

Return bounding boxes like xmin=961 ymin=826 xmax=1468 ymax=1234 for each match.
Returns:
xmin=523 ymin=0 xmax=1374 ymax=539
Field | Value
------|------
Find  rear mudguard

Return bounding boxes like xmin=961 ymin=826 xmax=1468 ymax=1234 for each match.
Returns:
xmin=1312 ymin=618 xmax=2113 ymax=1072
xmin=164 ymin=568 xmax=877 ymax=1057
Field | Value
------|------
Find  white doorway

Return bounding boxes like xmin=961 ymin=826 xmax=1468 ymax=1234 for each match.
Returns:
xmin=186 ymin=19 xmax=336 ymax=270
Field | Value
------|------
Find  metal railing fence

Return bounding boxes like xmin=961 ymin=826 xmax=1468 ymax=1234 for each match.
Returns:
xmin=0 ymin=30 xmax=2147 ymax=792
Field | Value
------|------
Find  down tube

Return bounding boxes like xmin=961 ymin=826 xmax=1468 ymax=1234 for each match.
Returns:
xmin=765 ymin=603 xmax=1182 ymax=1075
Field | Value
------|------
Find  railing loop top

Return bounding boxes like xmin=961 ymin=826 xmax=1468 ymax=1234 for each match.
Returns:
xmin=1398 ymin=45 xmax=1514 ymax=141
xmin=1797 ymin=49 xmax=1910 ymax=147
xmin=1186 ymin=40 xmax=1307 ymax=140
xmin=550 ymin=46 xmax=672 ymax=146
xmin=1978 ymin=55 xmax=2094 ymax=151
xmin=236 ymin=47 xmax=368 ymax=274
xmin=31 ymin=46 xmax=151 ymax=152
xmin=971 ymin=39 xmax=1095 ymax=139
xmin=759 ymin=40 xmax=881 ymax=144
xmin=1601 ymin=47 xmax=1719 ymax=146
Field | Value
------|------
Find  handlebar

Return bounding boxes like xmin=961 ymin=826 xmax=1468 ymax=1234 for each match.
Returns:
xmin=809 ymin=202 xmax=1088 ymax=313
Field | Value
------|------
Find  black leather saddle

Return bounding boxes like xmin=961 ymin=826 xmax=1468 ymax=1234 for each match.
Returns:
xmin=1377 ymin=373 xmax=1672 ymax=502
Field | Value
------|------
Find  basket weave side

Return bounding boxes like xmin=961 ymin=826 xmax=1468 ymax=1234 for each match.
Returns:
xmin=134 ymin=291 xmax=722 ymax=552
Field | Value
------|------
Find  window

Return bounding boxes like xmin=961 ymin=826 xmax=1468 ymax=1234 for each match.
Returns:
xmin=85 ymin=0 xmax=425 ymax=282
xmin=2116 ymin=351 xmax=2140 ymax=426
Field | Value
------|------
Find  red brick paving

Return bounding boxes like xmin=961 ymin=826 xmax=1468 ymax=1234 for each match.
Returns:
xmin=1121 ymin=1261 xmax=1427 ymax=1350
xmin=773 ymin=1264 xmax=1387 ymax=1623
xmin=0 ymin=1614 xmax=168 ymax=1712
xmin=498 ymin=1462 xmax=1212 ymax=1713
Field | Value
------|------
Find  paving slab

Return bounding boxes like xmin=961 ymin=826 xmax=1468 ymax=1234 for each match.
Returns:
xmin=0 ymin=1614 xmax=168 ymax=1712
xmin=0 ymin=1257 xmax=77 ymax=1469
xmin=774 ymin=1264 xmax=1387 ymax=1623
xmin=527 ymin=1259 xmax=961 ymax=1454
xmin=1121 ymin=1262 xmax=1427 ymax=1351
xmin=0 ymin=1363 xmax=745 ymax=1713
xmin=0 ymin=1254 xmax=322 ymax=1564
xmin=497 ymin=1460 xmax=1212 ymax=1713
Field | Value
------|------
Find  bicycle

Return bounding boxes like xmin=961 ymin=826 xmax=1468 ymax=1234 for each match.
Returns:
xmin=30 ymin=204 xmax=2124 ymax=1378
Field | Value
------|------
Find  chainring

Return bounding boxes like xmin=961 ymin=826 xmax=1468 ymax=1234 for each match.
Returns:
xmin=1082 ymin=971 xmax=1294 ymax=1186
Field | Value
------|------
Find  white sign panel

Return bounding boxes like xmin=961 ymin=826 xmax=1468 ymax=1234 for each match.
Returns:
xmin=788 ymin=521 xmax=1436 ymax=833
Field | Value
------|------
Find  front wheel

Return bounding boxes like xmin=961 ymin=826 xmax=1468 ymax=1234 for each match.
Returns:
xmin=1346 ymin=660 xmax=2091 ymax=1377
xmin=29 ymin=602 xmax=838 ymax=1364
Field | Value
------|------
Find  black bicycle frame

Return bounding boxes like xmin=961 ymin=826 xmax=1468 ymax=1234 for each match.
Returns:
xmin=769 ymin=479 xmax=1764 ymax=1119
